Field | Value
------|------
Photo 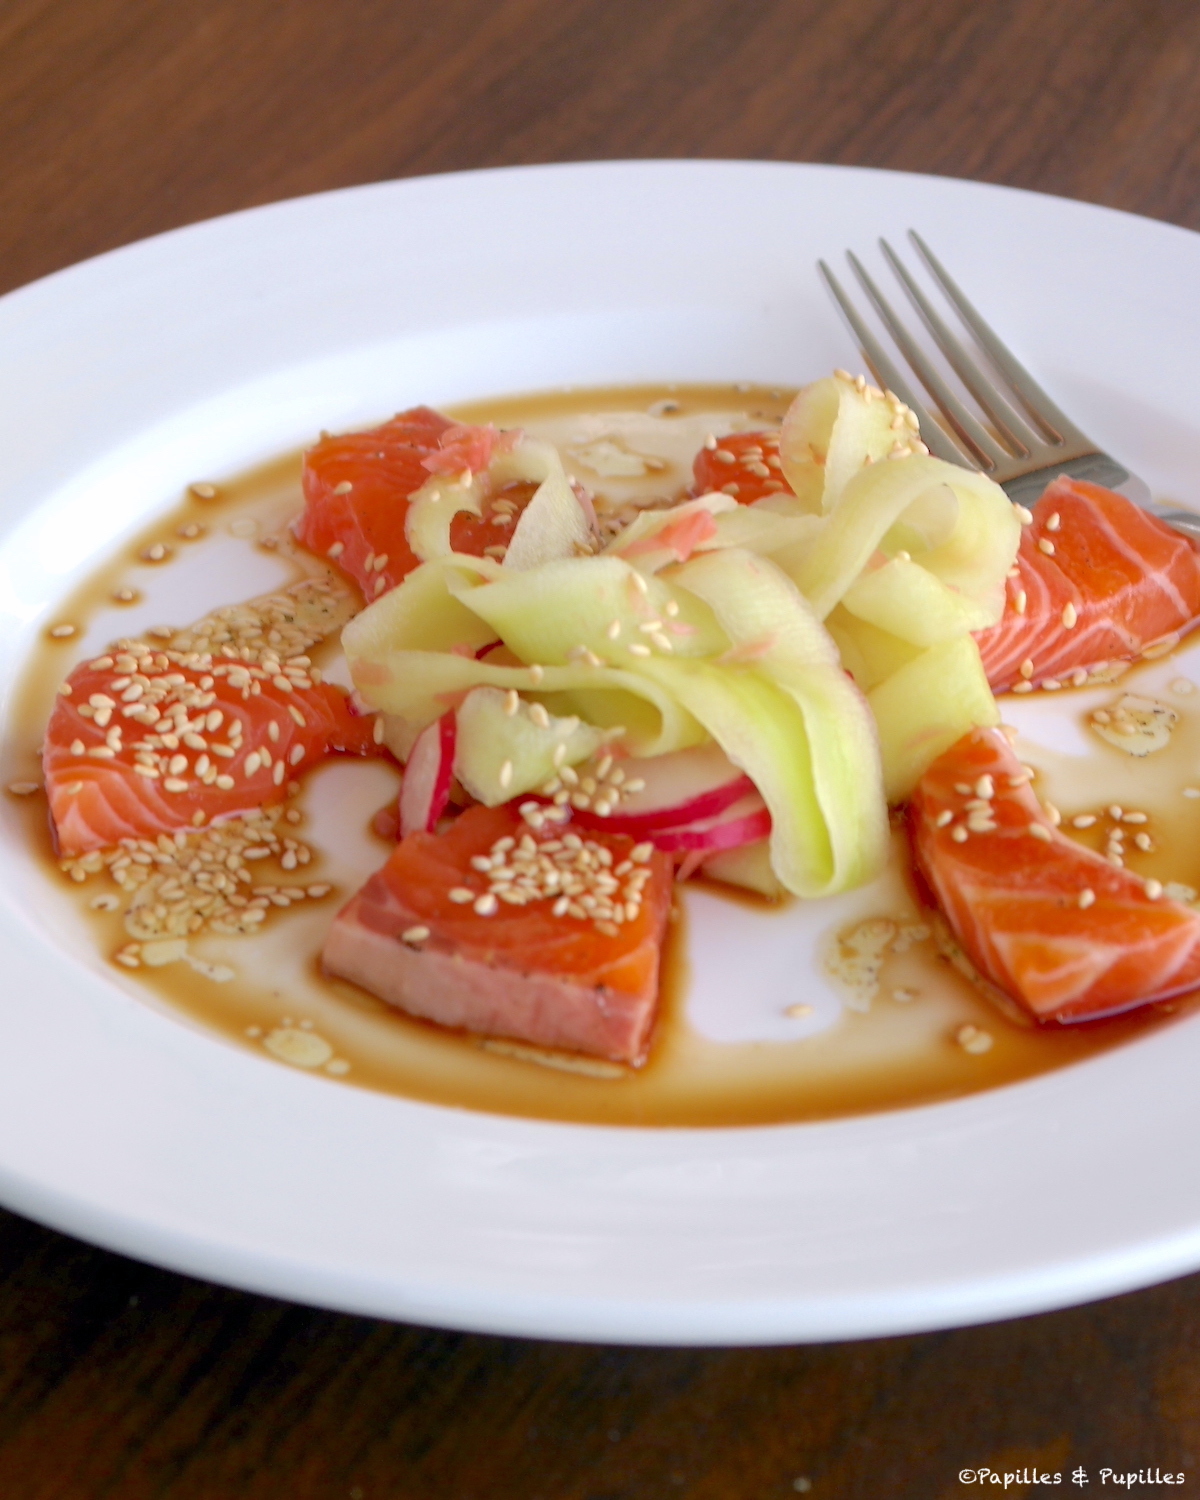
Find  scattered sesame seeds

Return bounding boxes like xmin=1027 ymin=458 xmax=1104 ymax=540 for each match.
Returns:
xmin=59 ymin=808 xmax=318 ymax=940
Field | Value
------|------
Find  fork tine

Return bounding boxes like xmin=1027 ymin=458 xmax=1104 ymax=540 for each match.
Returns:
xmin=816 ymin=260 xmax=967 ymax=469
xmin=846 ymin=251 xmax=1011 ymax=471
xmin=878 ymin=239 xmax=1044 ymax=457
xmin=908 ymin=231 xmax=1091 ymax=447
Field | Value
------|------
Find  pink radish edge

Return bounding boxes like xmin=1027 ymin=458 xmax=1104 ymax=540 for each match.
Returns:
xmin=571 ymin=773 xmax=757 ymax=834
xmin=398 ymin=712 xmax=457 ymax=837
xmin=648 ymin=796 xmax=773 ymax=853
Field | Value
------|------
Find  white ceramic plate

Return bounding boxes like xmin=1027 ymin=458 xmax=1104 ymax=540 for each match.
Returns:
xmin=2 ymin=161 xmax=1200 ymax=1345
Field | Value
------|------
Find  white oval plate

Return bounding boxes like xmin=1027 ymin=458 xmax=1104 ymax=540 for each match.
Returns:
xmin=2 ymin=161 xmax=1200 ymax=1345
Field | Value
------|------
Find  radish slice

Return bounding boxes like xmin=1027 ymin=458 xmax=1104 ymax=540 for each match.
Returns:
xmin=399 ymin=712 xmax=456 ymax=836
xmin=649 ymin=793 xmax=772 ymax=853
xmin=572 ymin=743 xmax=755 ymax=834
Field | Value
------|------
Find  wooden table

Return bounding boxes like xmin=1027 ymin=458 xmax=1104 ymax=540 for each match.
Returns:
xmin=3 ymin=1 xmax=1200 ymax=1494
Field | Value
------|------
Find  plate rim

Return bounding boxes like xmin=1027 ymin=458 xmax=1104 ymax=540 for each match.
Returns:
xmin=3 ymin=158 xmax=1200 ymax=1344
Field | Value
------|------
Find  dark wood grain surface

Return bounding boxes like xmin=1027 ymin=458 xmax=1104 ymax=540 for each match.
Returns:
xmin=3 ymin=0 xmax=1200 ymax=1494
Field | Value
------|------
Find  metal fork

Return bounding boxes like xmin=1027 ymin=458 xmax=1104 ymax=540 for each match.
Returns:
xmin=819 ymin=231 xmax=1200 ymax=541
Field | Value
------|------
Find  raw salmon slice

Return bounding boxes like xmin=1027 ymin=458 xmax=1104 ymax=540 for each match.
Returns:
xmin=909 ymin=726 xmax=1200 ymax=1023
xmin=322 ymin=804 xmax=674 ymax=1064
xmin=691 ymin=431 xmax=794 ymax=505
xmin=296 ymin=408 xmax=534 ymax=596
xmin=975 ymin=477 xmax=1200 ymax=692
xmin=44 ymin=580 xmax=379 ymax=858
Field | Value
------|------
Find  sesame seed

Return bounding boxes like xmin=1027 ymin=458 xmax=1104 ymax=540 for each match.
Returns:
xmin=935 ymin=809 xmax=954 ymax=828
xmin=48 ymin=623 xmax=77 ymax=639
xmin=1014 ymin=505 xmax=1034 ymax=524
xmin=1019 ymin=659 xmax=1034 ymax=680
xmin=189 ymin=482 xmax=218 ymax=500
xmin=974 ymin=775 xmax=995 ymax=799
xmin=950 ymin=826 xmax=969 ymax=843
xmin=449 ymin=887 xmax=474 ymax=904
xmin=1014 ymin=590 xmax=1027 ymax=615
xmin=1044 ymin=802 xmax=1061 ymax=826
xmin=6 ymin=781 xmax=40 ymax=796
xmin=1037 ymin=538 xmax=1055 ymax=556
xmin=1078 ymin=888 xmax=1096 ymax=909
xmin=528 ymin=664 xmax=544 ymax=684
xmin=1045 ymin=512 xmax=1061 ymax=531
xmin=957 ymin=1024 xmax=993 ymax=1055
xmin=530 ymin=703 xmax=551 ymax=729
xmin=629 ymin=643 xmax=651 ymax=657
xmin=402 ymin=925 xmax=430 ymax=945
xmin=1062 ymin=602 xmax=1078 ymax=629
xmin=1145 ymin=878 xmax=1164 ymax=900
xmin=499 ymin=760 xmax=513 ymax=789
xmin=473 ymin=893 xmax=498 ymax=916
xmin=333 ymin=481 xmax=353 ymax=495
xmin=163 ymin=778 xmax=188 ymax=793
xmin=327 ymin=542 xmax=345 ymax=558
xmin=141 ymin=542 xmax=171 ymax=563
xmin=1028 ymin=823 xmax=1052 ymax=841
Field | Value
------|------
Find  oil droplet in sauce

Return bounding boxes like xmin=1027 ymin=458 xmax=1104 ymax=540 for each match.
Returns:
xmin=4 ymin=384 xmax=1194 ymax=1127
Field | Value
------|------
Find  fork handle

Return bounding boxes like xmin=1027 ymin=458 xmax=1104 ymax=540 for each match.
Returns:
xmin=1001 ymin=454 xmax=1200 ymax=543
